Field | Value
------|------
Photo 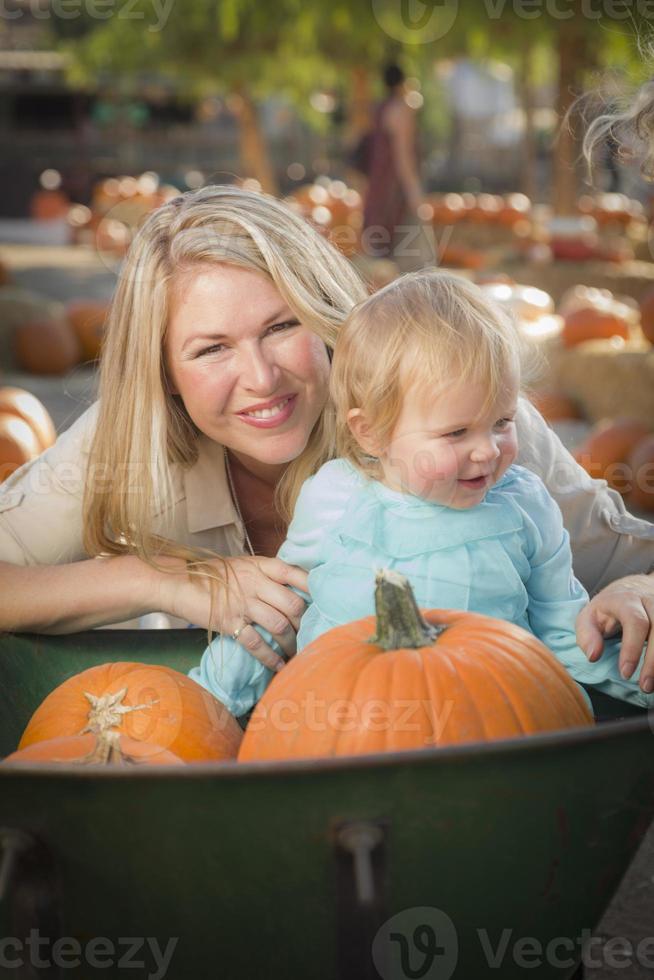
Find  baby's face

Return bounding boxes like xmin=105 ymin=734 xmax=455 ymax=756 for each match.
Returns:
xmin=378 ymin=374 xmax=519 ymax=509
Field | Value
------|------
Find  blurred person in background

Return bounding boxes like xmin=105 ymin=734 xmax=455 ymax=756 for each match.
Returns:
xmin=362 ymin=63 xmax=433 ymax=272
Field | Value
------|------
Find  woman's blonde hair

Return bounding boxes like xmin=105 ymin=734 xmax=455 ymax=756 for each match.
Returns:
xmin=83 ymin=184 xmax=367 ymax=568
xmin=330 ymin=270 xmax=534 ymax=478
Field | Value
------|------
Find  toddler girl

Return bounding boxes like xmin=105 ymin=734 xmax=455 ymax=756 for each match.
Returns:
xmin=190 ymin=270 xmax=653 ymax=717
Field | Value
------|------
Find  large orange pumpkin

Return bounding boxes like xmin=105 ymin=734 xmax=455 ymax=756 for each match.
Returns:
xmin=19 ymin=662 xmax=242 ymax=762
xmin=3 ymin=731 xmax=184 ymax=766
xmin=561 ymin=308 xmax=630 ymax=348
xmin=574 ymin=418 xmax=652 ymax=491
xmin=626 ymin=435 xmax=654 ymax=513
xmin=238 ymin=571 xmax=593 ymax=763
xmin=0 ymin=387 xmax=56 ymax=452
xmin=0 ymin=413 xmax=41 ymax=482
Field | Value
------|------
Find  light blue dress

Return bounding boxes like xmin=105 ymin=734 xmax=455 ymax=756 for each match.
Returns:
xmin=189 ymin=460 xmax=654 ymax=717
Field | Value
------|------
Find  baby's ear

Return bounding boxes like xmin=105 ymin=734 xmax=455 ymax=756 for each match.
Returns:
xmin=347 ymin=409 xmax=381 ymax=457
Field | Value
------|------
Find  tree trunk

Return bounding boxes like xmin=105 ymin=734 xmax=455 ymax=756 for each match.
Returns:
xmin=518 ymin=44 xmax=537 ymax=201
xmin=348 ymin=65 xmax=372 ymax=141
xmin=552 ymin=16 xmax=588 ymax=215
xmin=231 ymin=86 xmax=279 ymax=196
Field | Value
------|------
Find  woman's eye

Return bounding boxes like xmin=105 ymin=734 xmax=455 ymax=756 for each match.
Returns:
xmin=194 ymin=319 xmax=299 ymax=358
xmin=197 ymin=343 xmax=226 ymax=357
xmin=267 ymin=318 xmax=300 ymax=335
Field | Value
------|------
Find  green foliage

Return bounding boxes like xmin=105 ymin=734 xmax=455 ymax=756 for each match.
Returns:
xmin=58 ymin=0 xmax=649 ymax=132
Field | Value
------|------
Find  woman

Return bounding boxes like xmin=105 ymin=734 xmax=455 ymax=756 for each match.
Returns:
xmin=362 ymin=63 xmax=431 ymax=270
xmin=0 ymin=186 xmax=652 ymax=685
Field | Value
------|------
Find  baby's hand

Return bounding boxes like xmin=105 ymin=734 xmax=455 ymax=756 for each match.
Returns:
xmin=575 ymin=573 xmax=654 ymax=693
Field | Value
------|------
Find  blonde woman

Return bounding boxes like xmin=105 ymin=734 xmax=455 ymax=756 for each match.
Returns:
xmin=0 ymin=186 xmax=652 ymax=681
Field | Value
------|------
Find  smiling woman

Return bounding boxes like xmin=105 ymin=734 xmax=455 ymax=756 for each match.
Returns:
xmin=0 ymin=186 xmax=365 ymax=666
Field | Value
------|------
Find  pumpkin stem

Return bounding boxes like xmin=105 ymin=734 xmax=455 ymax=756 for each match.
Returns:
xmin=370 ymin=569 xmax=445 ymax=651
xmin=80 ymin=687 xmax=159 ymax=736
xmin=76 ymin=730 xmax=136 ymax=766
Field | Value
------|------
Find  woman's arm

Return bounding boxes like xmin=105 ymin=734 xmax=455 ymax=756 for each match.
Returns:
xmin=0 ymin=556 xmax=155 ymax=633
xmin=0 ymin=553 xmax=308 ymax=669
xmin=516 ymin=397 xmax=654 ymax=594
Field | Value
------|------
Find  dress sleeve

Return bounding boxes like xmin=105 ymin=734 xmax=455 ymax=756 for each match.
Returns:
xmin=191 ymin=460 xmax=363 ymax=716
xmin=513 ymin=468 xmax=654 ymax=710
xmin=515 ymin=397 xmax=654 ymax=596
xmin=0 ymin=404 xmax=98 ymax=565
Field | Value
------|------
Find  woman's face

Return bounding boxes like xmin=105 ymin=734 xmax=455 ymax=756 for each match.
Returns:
xmin=165 ymin=264 xmax=331 ymax=482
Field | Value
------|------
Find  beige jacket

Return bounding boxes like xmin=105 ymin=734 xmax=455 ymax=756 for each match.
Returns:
xmin=1 ymin=399 xmax=652 ymax=596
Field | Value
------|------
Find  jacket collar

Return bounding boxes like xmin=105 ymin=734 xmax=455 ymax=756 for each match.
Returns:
xmin=183 ymin=436 xmax=240 ymax=533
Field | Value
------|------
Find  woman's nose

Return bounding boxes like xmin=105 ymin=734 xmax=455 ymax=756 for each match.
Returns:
xmin=240 ymin=344 xmax=282 ymax=393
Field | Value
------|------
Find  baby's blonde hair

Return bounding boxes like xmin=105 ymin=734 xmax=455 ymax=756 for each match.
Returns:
xmin=330 ymin=270 xmax=533 ymax=476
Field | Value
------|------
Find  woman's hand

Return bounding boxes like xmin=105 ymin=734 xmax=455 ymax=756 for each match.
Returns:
xmin=155 ymin=555 xmax=309 ymax=672
xmin=576 ymin=573 xmax=654 ymax=692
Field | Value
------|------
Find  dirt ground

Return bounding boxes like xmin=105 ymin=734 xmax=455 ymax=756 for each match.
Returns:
xmin=1 ymin=244 xmax=654 ymax=978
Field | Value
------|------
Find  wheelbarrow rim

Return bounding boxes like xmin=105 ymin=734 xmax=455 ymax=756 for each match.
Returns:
xmin=0 ymin=714 xmax=649 ymax=779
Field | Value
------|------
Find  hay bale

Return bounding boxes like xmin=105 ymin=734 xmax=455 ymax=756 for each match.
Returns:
xmin=502 ymin=259 xmax=654 ymax=303
xmin=539 ymin=338 xmax=654 ymax=425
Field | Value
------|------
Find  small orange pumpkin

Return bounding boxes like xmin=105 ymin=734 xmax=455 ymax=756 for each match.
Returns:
xmin=0 ymin=413 xmax=41 ymax=482
xmin=238 ymin=571 xmax=592 ymax=763
xmin=531 ymin=391 xmax=583 ymax=423
xmin=561 ymin=308 xmax=630 ymax=348
xmin=29 ymin=189 xmax=70 ymax=222
xmin=13 ymin=318 xmax=81 ymax=375
xmin=574 ymin=418 xmax=652 ymax=492
xmin=0 ymin=387 xmax=56 ymax=452
xmin=626 ymin=435 xmax=654 ymax=513
xmin=19 ymin=662 xmax=242 ymax=763
xmin=3 ymin=731 xmax=185 ymax=766
xmin=638 ymin=287 xmax=654 ymax=346
xmin=66 ymin=300 xmax=110 ymax=362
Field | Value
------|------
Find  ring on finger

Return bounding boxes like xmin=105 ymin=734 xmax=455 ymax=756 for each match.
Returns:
xmin=231 ymin=620 xmax=251 ymax=642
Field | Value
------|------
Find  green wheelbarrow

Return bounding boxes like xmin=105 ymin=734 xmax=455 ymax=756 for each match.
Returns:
xmin=0 ymin=628 xmax=652 ymax=980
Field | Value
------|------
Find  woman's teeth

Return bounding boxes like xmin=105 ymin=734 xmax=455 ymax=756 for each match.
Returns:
xmin=242 ymin=397 xmax=291 ymax=419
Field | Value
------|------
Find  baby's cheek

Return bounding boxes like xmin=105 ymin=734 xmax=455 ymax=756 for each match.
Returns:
xmin=410 ymin=445 xmax=459 ymax=491
xmin=500 ymin=432 xmax=519 ymax=466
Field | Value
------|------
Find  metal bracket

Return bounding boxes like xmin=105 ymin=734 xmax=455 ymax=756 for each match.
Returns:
xmin=333 ymin=818 xmax=389 ymax=980
xmin=0 ymin=827 xmax=63 ymax=978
